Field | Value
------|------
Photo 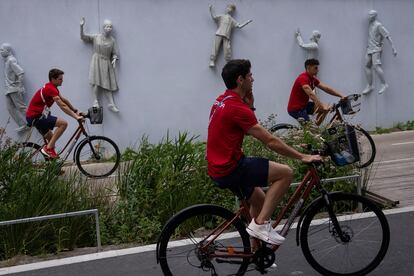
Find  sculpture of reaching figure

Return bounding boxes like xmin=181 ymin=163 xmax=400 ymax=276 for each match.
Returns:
xmin=362 ymin=10 xmax=397 ymax=95
xmin=0 ymin=43 xmax=28 ymax=132
xmin=209 ymin=4 xmax=252 ymax=67
xmin=80 ymin=17 xmax=120 ymax=112
xmin=295 ymin=28 xmax=321 ymax=59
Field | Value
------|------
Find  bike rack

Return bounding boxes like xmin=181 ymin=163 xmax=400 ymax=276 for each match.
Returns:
xmin=0 ymin=209 xmax=101 ymax=252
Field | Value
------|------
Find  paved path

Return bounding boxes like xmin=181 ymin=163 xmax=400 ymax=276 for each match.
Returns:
xmin=368 ymin=130 xmax=414 ymax=206
xmin=4 ymin=207 xmax=414 ymax=276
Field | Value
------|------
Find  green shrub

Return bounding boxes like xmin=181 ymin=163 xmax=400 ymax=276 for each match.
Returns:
xmin=0 ymin=130 xmax=109 ymax=260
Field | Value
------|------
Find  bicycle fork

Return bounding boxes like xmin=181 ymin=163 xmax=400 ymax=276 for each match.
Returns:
xmin=321 ymin=191 xmax=350 ymax=243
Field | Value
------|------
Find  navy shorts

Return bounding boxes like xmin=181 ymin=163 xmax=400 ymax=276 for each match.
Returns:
xmin=211 ymin=157 xmax=269 ymax=200
xmin=288 ymin=102 xmax=315 ymax=122
xmin=26 ymin=115 xmax=57 ymax=136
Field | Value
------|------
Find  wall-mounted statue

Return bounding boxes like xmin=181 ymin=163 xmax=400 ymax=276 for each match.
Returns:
xmin=209 ymin=4 xmax=252 ymax=67
xmin=0 ymin=43 xmax=28 ymax=132
xmin=295 ymin=28 xmax=321 ymax=59
xmin=362 ymin=10 xmax=397 ymax=95
xmin=80 ymin=17 xmax=120 ymax=112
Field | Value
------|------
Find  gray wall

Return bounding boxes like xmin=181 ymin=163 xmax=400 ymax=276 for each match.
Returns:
xmin=1 ymin=0 xmax=413 ymax=150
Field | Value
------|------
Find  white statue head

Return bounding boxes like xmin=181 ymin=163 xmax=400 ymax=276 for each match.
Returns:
xmin=0 ymin=43 xmax=12 ymax=58
xmin=103 ymin=19 xmax=113 ymax=35
xmin=226 ymin=4 xmax=236 ymax=14
xmin=368 ymin=10 xmax=377 ymax=22
xmin=311 ymin=30 xmax=321 ymax=42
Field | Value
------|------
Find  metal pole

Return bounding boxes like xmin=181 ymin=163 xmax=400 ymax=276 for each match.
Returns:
xmin=95 ymin=210 xmax=102 ymax=252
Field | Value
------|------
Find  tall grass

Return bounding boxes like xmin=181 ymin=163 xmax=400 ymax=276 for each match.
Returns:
xmin=0 ymin=130 xmax=109 ymax=261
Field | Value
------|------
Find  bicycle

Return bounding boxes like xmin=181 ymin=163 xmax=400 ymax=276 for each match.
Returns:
xmin=14 ymin=112 xmax=121 ymax=178
xmin=156 ymin=146 xmax=390 ymax=276
xmin=270 ymin=94 xmax=376 ymax=168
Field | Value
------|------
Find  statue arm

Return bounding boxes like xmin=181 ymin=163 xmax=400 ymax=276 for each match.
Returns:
xmin=295 ymin=29 xmax=304 ymax=46
xmin=386 ymin=35 xmax=397 ymax=56
xmin=237 ymin=19 xmax=252 ymax=28
xmin=209 ymin=5 xmax=217 ymax=21
xmin=111 ymin=39 xmax=120 ymax=69
xmin=80 ymin=17 xmax=93 ymax=42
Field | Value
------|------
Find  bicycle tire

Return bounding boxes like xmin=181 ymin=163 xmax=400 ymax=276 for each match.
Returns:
xmin=269 ymin=123 xmax=299 ymax=139
xmin=14 ymin=142 xmax=46 ymax=164
xmin=158 ymin=204 xmax=251 ymax=276
xmin=354 ymin=126 xmax=376 ymax=168
xmin=300 ymin=192 xmax=389 ymax=276
xmin=75 ymin=136 xmax=120 ymax=178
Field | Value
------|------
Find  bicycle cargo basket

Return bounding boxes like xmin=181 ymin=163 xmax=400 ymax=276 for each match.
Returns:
xmin=324 ymin=124 xmax=360 ymax=166
xmin=87 ymin=107 xmax=103 ymax=124
xmin=340 ymin=98 xmax=353 ymax=115
xmin=340 ymin=95 xmax=361 ymax=115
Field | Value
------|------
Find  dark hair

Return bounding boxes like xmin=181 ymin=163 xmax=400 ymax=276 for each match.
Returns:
xmin=48 ymin=68 xmax=64 ymax=81
xmin=221 ymin=59 xmax=251 ymax=89
xmin=304 ymin=59 xmax=319 ymax=68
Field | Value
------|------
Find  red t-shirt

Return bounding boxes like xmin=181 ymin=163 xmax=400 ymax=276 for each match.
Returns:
xmin=207 ymin=90 xmax=258 ymax=177
xmin=26 ymin=82 xmax=60 ymax=119
xmin=287 ymin=72 xmax=320 ymax=112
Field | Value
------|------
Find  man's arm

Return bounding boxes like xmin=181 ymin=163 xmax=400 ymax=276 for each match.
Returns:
xmin=53 ymin=96 xmax=81 ymax=120
xmin=317 ymin=82 xmax=345 ymax=98
xmin=247 ymin=124 xmax=320 ymax=163
xmin=302 ymin=84 xmax=327 ymax=110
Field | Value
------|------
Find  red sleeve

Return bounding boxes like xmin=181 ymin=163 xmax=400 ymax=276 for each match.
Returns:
xmin=44 ymin=85 xmax=59 ymax=99
xmin=314 ymin=77 xmax=320 ymax=86
xmin=232 ymin=105 xmax=258 ymax=133
xmin=296 ymin=74 xmax=309 ymax=87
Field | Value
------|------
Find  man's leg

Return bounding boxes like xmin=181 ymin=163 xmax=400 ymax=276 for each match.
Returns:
xmin=248 ymin=187 xmax=265 ymax=219
xmin=47 ymin=118 xmax=67 ymax=149
xmin=256 ymin=161 xmax=292 ymax=224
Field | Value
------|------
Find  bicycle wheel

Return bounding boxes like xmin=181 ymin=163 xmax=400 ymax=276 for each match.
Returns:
xmin=158 ymin=204 xmax=251 ymax=276
xmin=75 ymin=136 xmax=120 ymax=178
xmin=14 ymin=142 xmax=46 ymax=165
xmin=300 ymin=192 xmax=389 ymax=276
xmin=354 ymin=126 xmax=376 ymax=168
xmin=269 ymin=123 xmax=299 ymax=139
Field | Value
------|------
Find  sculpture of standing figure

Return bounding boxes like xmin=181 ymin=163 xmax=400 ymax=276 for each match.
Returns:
xmin=295 ymin=28 xmax=321 ymax=60
xmin=80 ymin=17 xmax=120 ymax=112
xmin=362 ymin=10 xmax=397 ymax=95
xmin=0 ymin=43 xmax=28 ymax=132
xmin=209 ymin=4 xmax=252 ymax=67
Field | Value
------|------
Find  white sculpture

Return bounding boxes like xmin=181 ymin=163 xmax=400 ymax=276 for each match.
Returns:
xmin=209 ymin=4 xmax=252 ymax=67
xmin=362 ymin=10 xmax=397 ymax=95
xmin=0 ymin=43 xmax=28 ymax=132
xmin=295 ymin=28 xmax=321 ymax=59
xmin=80 ymin=17 xmax=120 ymax=112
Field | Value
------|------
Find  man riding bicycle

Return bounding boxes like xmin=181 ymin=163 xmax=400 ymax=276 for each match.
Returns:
xmin=207 ymin=59 xmax=321 ymax=245
xmin=26 ymin=68 xmax=83 ymax=159
xmin=287 ymin=59 xmax=345 ymax=123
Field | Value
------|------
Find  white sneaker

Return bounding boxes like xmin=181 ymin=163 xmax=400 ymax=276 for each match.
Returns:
xmin=246 ymin=219 xmax=285 ymax=245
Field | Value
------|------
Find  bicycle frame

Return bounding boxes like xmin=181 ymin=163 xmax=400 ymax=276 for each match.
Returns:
xmin=199 ymin=164 xmax=328 ymax=260
xmin=39 ymin=120 xmax=90 ymax=162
